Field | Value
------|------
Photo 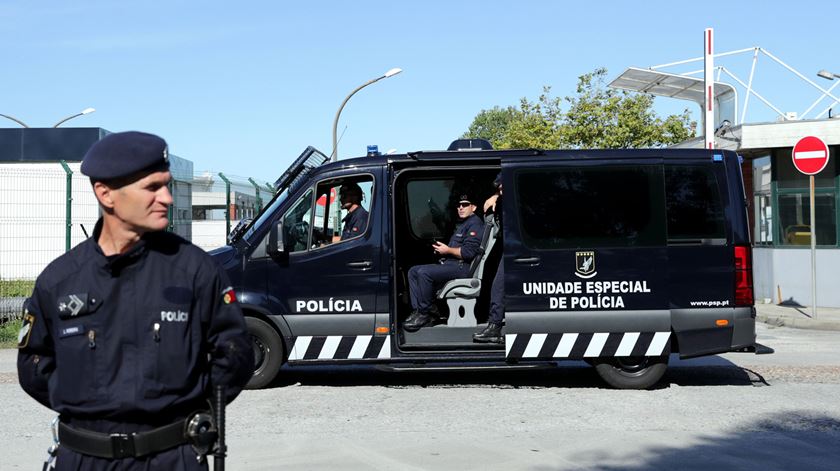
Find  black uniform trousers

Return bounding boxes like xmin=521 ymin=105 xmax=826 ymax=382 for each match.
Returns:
xmin=55 ymin=444 xmax=205 ymax=471
xmin=408 ymin=260 xmax=469 ymax=314
xmin=488 ymin=259 xmax=505 ymax=325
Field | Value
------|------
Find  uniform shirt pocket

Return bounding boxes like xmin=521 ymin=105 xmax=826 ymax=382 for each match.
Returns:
xmin=144 ymin=303 xmax=201 ymax=398
xmin=54 ymin=322 xmax=102 ymax=405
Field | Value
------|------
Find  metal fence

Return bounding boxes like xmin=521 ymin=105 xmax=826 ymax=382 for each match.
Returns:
xmin=0 ymin=163 xmax=271 ymax=321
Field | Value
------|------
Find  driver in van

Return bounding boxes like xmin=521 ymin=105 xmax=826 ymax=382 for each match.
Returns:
xmin=339 ymin=182 xmax=369 ymax=240
xmin=404 ymin=194 xmax=484 ymax=332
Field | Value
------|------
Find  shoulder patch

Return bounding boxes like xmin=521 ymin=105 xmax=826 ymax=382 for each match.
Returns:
xmin=221 ymin=287 xmax=237 ymax=304
xmin=18 ymin=311 xmax=35 ymax=349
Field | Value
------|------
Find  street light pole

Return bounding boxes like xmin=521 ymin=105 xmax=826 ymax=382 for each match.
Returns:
xmin=53 ymin=107 xmax=96 ymax=128
xmin=0 ymin=113 xmax=29 ymax=128
xmin=330 ymin=68 xmax=402 ymax=162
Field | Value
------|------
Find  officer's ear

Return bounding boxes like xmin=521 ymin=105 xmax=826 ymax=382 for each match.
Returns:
xmin=92 ymin=181 xmax=117 ymax=210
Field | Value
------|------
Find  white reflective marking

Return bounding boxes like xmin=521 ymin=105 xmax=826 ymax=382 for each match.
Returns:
xmin=615 ymin=332 xmax=641 ymax=357
xmin=505 ymin=334 xmax=516 ymax=356
xmin=289 ymin=336 xmax=312 ymax=361
xmin=377 ymin=336 xmax=391 ymax=359
xmin=319 ymin=336 xmax=342 ymax=359
xmin=553 ymin=333 xmax=578 ymax=358
xmin=794 ymin=150 xmax=826 ymax=159
xmin=522 ymin=333 xmax=547 ymax=358
xmin=646 ymin=332 xmax=671 ymax=356
xmin=584 ymin=332 xmax=610 ymax=357
xmin=348 ymin=335 xmax=372 ymax=359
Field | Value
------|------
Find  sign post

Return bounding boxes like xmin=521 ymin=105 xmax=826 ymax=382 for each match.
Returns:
xmin=792 ymin=136 xmax=830 ymax=319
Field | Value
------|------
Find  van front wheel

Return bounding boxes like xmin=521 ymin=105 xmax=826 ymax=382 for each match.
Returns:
xmin=245 ymin=317 xmax=284 ymax=389
xmin=594 ymin=355 xmax=668 ymax=389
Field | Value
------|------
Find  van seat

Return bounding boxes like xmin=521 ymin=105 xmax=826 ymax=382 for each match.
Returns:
xmin=437 ymin=213 xmax=499 ymax=326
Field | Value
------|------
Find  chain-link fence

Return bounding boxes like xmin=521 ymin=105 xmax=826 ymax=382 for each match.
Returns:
xmin=0 ymin=163 xmax=272 ymax=321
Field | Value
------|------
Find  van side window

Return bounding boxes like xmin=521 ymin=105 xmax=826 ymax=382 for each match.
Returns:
xmin=283 ymin=189 xmax=313 ymax=253
xmin=665 ymin=165 xmax=726 ymax=241
xmin=312 ymin=176 xmax=374 ymax=246
xmin=405 ymin=178 xmax=455 ymax=239
xmin=516 ymin=166 xmax=665 ymax=249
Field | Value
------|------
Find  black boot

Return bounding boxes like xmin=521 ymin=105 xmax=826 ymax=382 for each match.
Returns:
xmin=473 ymin=323 xmax=503 ymax=343
xmin=404 ymin=310 xmax=437 ymax=332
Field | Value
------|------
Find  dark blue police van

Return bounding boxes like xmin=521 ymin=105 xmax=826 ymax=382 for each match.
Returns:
xmin=211 ymin=142 xmax=768 ymax=390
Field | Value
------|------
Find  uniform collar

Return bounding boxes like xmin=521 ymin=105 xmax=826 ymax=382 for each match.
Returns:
xmin=88 ymin=218 xmax=151 ymax=273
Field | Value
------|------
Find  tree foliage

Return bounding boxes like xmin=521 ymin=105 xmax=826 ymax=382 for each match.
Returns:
xmin=463 ymin=68 xmax=695 ymax=150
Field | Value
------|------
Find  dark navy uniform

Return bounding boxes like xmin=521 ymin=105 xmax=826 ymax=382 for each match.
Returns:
xmin=17 ymin=131 xmax=253 ymax=470
xmin=408 ymin=213 xmax=484 ymax=316
xmin=341 ymin=206 xmax=369 ymax=240
xmin=487 ymin=197 xmax=504 ymax=325
xmin=18 ymin=221 xmax=253 ymax=469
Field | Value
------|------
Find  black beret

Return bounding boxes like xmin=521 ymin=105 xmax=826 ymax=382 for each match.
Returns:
xmin=81 ymin=131 xmax=169 ymax=181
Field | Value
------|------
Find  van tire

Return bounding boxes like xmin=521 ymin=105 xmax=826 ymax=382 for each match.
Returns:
xmin=593 ymin=355 xmax=668 ymax=389
xmin=245 ymin=317 xmax=284 ymax=389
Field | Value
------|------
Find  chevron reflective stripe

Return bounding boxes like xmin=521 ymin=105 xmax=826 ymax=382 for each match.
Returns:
xmin=506 ymin=332 xmax=670 ymax=359
xmin=288 ymin=335 xmax=391 ymax=361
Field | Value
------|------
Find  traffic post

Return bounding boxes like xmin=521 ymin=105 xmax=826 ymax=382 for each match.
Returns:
xmin=792 ymin=136 xmax=830 ymax=319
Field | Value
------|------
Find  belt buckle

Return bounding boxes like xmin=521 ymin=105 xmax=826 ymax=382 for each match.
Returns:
xmin=110 ymin=433 xmax=135 ymax=459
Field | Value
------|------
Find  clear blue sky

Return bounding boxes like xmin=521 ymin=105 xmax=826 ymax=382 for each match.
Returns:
xmin=2 ymin=0 xmax=838 ymax=179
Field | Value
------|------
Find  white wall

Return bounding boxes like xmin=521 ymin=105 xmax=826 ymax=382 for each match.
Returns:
xmin=0 ymin=163 xmax=99 ymax=279
xmin=753 ymin=247 xmax=840 ymax=307
xmin=191 ymin=220 xmax=240 ymax=252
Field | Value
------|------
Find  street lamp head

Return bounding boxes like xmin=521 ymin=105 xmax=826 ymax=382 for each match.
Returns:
xmin=817 ymin=69 xmax=836 ymax=80
xmin=81 ymin=107 xmax=96 ymax=115
xmin=384 ymin=68 xmax=403 ymax=78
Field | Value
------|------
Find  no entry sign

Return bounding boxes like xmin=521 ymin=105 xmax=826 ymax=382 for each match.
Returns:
xmin=792 ymin=136 xmax=830 ymax=175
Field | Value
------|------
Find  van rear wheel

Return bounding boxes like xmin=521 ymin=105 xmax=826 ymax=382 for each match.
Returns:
xmin=245 ymin=317 xmax=284 ymax=389
xmin=594 ymin=355 xmax=668 ymax=389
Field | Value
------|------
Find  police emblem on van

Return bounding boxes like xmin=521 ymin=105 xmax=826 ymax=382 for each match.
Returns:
xmin=575 ymin=251 xmax=597 ymax=279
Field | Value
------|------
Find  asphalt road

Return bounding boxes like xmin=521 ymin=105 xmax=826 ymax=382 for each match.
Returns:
xmin=1 ymin=323 xmax=839 ymax=470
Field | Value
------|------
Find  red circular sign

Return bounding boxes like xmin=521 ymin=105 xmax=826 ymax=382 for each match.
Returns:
xmin=792 ymin=136 xmax=830 ymax=175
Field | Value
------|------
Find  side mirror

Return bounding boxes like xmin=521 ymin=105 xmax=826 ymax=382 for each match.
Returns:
xmin=267 ymin=220 xmax=286 ymax=260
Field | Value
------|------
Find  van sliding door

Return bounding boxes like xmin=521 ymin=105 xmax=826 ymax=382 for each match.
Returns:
xmin=502 ymin=158 xmax=671 ymax=361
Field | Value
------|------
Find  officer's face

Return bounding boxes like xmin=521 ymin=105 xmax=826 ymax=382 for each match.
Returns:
xmin=457 ymin=202 xmax=476 ymax=219
xmin=109 ymin=170 xmax=173 ymax=233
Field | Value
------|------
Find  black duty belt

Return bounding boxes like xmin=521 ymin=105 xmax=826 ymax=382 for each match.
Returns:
xmin=58 ymin=419 xmax=188 ymax=459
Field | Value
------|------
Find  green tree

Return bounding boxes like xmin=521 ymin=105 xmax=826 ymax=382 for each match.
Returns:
xmin=461 ymin=106 xmax=519 ymax=146
xmin=463 ymin=68 xmax=695 ymax=149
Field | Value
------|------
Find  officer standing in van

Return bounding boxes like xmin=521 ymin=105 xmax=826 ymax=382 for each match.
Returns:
xmin=404 ymin=194 xmax=484 ymax=332
xmin=17 ymin=131 xmax=253 ymax=470
xmin=339 ymin=182 xmax=368 ymax=240
xmin=474 ymin=173 xmax=504 ymax=343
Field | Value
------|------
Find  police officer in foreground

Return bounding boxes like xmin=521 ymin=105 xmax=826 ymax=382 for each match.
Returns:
xmin=404 ymin=194 xmax=484 ymax=332
xmin=17 ymin=131 xmax=254 ymax=470
xmin=339 ymin=182 xmax=368 ymax=240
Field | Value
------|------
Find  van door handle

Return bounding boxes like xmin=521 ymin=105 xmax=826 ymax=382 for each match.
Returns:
xmin=513 ymin=257 xmax=540 ymax=265
xmin=347 ymin=260 xmax=373 ymax=269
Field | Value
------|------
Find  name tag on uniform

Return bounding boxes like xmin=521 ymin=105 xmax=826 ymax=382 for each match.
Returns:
xmin=59 ymin=325 xmax=85 ymax=338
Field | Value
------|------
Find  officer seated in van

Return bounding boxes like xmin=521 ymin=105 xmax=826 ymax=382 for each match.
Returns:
xmin=404 ymin=194 xmax=484 ymax=332
xmin=338 ymin=182 xmax=369 ymax=241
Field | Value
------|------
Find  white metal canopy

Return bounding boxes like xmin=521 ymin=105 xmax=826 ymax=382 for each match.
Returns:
xmin=609 ymin=67 xmax=736 ymax=109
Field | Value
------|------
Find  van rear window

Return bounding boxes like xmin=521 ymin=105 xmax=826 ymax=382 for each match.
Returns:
xmin=516 ymin=166 xmax=665 ymax=249
xmin=665 ymin=165 xmax=726 ymax=241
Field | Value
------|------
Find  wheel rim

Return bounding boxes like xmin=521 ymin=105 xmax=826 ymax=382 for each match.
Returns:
xmin=612 ymin=357 xmax=652 ymax=376
xmin=252 ymin=334 xmax=267 ymax=373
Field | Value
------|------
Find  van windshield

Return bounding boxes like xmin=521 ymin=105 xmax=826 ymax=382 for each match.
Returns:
xmin=242 ymin=189 xmax=290 ymax=243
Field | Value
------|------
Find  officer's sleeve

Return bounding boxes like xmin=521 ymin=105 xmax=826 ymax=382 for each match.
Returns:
xmin=17 ymin=287 xmax=56 ymax=408
xmin=355 ymin=209 xmax=369 ymax=235
xmin=459 ymin=218 xmax=485 ymax=262
xmin=199 ymin=264 xmax=254 ymax=402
